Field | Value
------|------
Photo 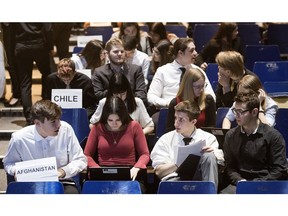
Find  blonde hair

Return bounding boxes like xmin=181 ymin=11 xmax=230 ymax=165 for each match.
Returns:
xmin=177 ymin=67 xmax=206 ymax=110
xmin=215 ymin=51 xmax=244 ymax=77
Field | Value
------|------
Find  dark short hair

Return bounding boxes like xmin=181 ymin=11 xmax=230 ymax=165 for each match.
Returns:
xmin=31 ymin=100 xmax=62 ymax=123
xmin=173 ymin=37 xmax=194 ymax=56
xmin=174 ymin=100 xmax=200 ymax=121
xmin=99 ymin=96 xmax=132 ymax=125
xmin=234 ymin=92 xmax=260 ymax=111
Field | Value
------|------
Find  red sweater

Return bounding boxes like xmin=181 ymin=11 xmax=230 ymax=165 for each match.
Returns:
xmin=84 ymin=121 xmax=150 ymax=169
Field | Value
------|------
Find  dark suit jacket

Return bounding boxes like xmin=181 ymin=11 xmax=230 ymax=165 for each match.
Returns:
xmin=91 ymin=63 xmax=147 ymax=104
xmin=45 ymin=72 xmax=96 ymax=111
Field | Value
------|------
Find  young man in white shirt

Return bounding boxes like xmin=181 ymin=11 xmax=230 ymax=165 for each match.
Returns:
xmin=147 ymin=37 xmax=215 ymax=109
xmin=3 ymin=100 xmax=87 ymax=194
xmin=150 ymin=100 xmax=219 ymax=188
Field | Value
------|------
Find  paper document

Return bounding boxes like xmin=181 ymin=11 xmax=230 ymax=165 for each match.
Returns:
xmin=174 ymin=140 xmax=205 ymax=166
xmin=15 ymin=157 xmax=58 ymax=182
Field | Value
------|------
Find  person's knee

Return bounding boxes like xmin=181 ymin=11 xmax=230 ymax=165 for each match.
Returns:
xmin=201 ymin=152 xmax=217 ymax=165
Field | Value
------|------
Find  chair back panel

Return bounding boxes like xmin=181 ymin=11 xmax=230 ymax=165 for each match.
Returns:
xmin=244 ymin=45 xmax=281 ymax=71
xmin=236 ymin=181 xmax=288 ymax=194
xmin=157 ymin=181 xmax=217 ymax=194
xmin=81 ymin=180 xmax=141 ymax=194
xmin=6 ymin=181 xmax=64 ymax=194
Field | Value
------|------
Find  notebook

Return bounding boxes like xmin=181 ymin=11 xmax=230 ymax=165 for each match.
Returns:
xmin=176 ymin=154 xmax=201 ymax=180
xmin=201 ymin=127 xmax=229 ymax=149
xmin=89 ymin=167 xmax=131 ymax=181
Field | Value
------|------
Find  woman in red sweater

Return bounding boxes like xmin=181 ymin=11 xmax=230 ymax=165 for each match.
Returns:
xmin=84 ymin=96 xmax=150 ymax=181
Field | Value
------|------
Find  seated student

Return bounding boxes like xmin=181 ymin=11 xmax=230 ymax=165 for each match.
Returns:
xmin=44 ymin=58 xmax=97 ymax=118
xmin=3 ymin=100 xmax=87 ymax=194
xmin=84 ymin=96 xmax=150 ymax=181
xmin=150 ymin=100 xmax=219 ymax=188
xmin=92 ymin=38 xmax=147 ymax=105
xmin=166 ymin=67 xmax=216 ymax=132
xmin=71 ymin=39 xmax=106 ymax=72
xmin=122 ymin=35 xmax=150 ymax=85
xmin=220 ymin=93 xmax=288 ymax=194
xmin=222 ymin=75 xmax=278 ymax=129
xmin=89 ymin=72 xmax=154 ymax=135
xmin=147 ymin=39 xmax=174 ymax=87
xmin=110 ymin=22 xmax=152 ymax=56
xmin=215 ymin=50 xmax=256 ymax=109
xmin=195 ymin=22 xmax=242 ymax=71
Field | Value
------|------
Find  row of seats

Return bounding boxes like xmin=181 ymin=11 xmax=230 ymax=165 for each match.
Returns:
xmin=206 ymin=59 xmax=288 ymax=96
xmin=6 ymin=180 xmax=288 ymax=194
xmin=82 ymin=23 xmax=288 ymax=56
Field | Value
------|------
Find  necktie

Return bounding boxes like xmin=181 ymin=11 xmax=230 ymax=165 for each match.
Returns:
xmin=179 ymin=67 xmax=186 ymax=84
xmin=66 ymin=83 xmax=70 ymax=89
xmin=183 ymin=137 xmax=192 ymax=146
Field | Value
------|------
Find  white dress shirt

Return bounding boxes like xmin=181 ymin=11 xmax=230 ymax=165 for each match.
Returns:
xmin=147 ymin=60 xmax=216 ymax=108
xmin=90 ymin=97 xmax=154 ymax=128
xmin=127 ymin=50 xmax=150 ymax=84
xmin=71 ymin=55 xmax=87 ymax=70
xmin=150 ymin=128 xmax=219 ymax=169
xmin=3 ymin=121 xmax=87 ymax=179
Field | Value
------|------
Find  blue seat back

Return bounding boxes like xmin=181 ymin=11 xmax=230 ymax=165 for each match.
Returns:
xmin=267 ymin=24 xmax=288 ymax=54
xmin=81 ymin=180 xmax=141 ymax=194
xmin=156 ymin=108 xmax=169 ymax=139
xmin=264 ymin=81 xmax=288 ymax=97
xmin=157 ymin=181 xmax=217 ymax=194
xmin=139 ymin=24 xmax=149 ymax=32
xmin=237 ymin=23 xmax=261 ymax=51
xmin=236 ymin=181 xmax=288 ymax=194
xmin=205 ymin=63 xmax=218 ymax=85
xmin=193 ymin=24 xmax=220 ymax=53
xmin=72 ymin=46 xmax=83 ymax=54
xmin=85 ymin=26 xmax=114 ymax=43
xmin=61 ymin=108 xmax=90 ymax=148
xmin=165 ymin=24 xmax=187 ymax=38
xmin=253 ymin=61 xmax=288 ymax=83
xmin=274 ymin=108 xmax=288 ymax=158
xmin=216 ymin=107 xmax=236 ymax=128
xmin=244 ymin=45 xmax=281 ymax=71
xmin=6 ymin=181 xmax=64 ymax=194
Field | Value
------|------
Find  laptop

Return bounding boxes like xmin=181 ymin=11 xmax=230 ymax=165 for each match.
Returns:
xmin=89 ymin=167 xmax=131 ymax=181
xmin=201 ymin=127 xmax=230 ymax=149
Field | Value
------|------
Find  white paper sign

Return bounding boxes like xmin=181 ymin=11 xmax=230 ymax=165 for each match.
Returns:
xmin=51 ymin=89 xmax=83 ymax=108
xmin=77 ymin=35 xmax=103 ymax=47
xmin=174 ymin=140 xmax=206 ymax=166
xmin=15 ymin=157 xmax=58 ymax=182
xmin=77 ymin=69 xmax=91 ymax=79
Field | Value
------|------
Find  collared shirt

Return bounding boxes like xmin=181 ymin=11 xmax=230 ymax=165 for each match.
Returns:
xmin=223 ymin=122 xmax=288 ymax=185
xmin=150 ymin=128 xmax=219 ymax=168
xmin=3 ymin=121 xmax=87 ymax=179
xmin=147 ymin=60 xmax=215 ymax=108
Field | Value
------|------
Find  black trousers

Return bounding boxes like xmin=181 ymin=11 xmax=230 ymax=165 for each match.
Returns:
xmin=15 ymin=48 xmax=51 ymax=121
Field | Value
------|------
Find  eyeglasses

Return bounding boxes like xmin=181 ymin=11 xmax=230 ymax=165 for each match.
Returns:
xmin=232 ymin=108 xmax=252 ymax=116
xmin=193 ymin=83 xmax=207 ymax=90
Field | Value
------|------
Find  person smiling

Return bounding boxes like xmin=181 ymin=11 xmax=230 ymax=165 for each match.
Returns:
xmin=3 ymin=100 xmax=87 ymax=194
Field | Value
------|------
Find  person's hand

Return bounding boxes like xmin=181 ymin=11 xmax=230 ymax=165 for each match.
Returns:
xmin=258 ymin=88 xmax=266 ymax=103
xmin=57 ymin=168 xmax=66 ymax=178
xmin=201 ymin=145 xmax=214 ymax=153
xmin=130 ymin=167 xmax=140 ymax=181
xmin=218 ymin=71 xmax=230 ymax=88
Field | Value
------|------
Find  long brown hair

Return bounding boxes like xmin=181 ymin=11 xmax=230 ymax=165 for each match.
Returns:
xmin=177 ymin=67 xmax=206 ymax=110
